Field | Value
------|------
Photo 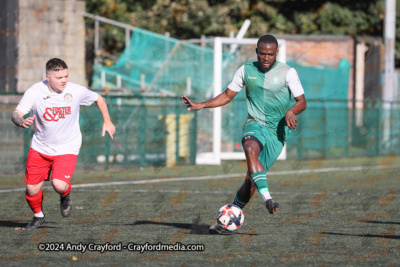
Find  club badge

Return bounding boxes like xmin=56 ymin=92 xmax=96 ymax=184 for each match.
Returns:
xmin=64 ymin=93 xmax=73 ymax=102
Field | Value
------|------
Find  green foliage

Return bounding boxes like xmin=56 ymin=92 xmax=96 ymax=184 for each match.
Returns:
xmin=85 ymin=0 xmax=399 ymax=67
xmin=85 ymin=0 xmax=131 ymax=58
xmin=130 ymin=0 xmax=234 ymax=38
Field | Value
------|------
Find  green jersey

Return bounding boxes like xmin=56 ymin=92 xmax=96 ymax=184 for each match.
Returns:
xmin=228 ymin=61 xmax=304 ymax=141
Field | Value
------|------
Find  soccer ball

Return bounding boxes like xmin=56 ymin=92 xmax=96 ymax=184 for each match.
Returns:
xmin=216 ymin=204 xmax=244 ymax=231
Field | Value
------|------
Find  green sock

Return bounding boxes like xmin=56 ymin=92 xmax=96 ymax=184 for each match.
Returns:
xmin=250 ymin=171 xmax=269 ymax=195
xmin=232 ymin=192 xmax=249 ymax=209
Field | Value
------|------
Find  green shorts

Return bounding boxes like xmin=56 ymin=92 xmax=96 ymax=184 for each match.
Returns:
xmin=242 ymin=120 xmax=285 ymax=172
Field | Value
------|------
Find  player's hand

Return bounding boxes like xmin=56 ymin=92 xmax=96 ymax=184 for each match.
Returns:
xmin=102 ymin=121 xmax=116 ymax=139
xmin=21 ymin=115 xmax=36 ymax=128
xmin=285 ymin=110 xmax=297 ymax=130
xmin=181 ymin=95 xmax=205 ymax=111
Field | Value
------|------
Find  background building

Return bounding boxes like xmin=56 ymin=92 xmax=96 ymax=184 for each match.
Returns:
xmin=0 ymin=0 xmax=86 ymax=93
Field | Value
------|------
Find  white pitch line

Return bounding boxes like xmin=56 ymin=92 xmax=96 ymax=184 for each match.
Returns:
xmin=0 ymin=164 xmax=399 ymax=194
xmin=72 ymin=188 xmax=234 ymax=194
xmin=71 ymin=188 xmax=400 ymax=197
xmin=266 ymin=164 xmax=400 ymax=175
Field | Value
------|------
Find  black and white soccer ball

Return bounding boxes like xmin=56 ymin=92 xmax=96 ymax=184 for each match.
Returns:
xmin=216 ymin=204 xmax=244 ymax=231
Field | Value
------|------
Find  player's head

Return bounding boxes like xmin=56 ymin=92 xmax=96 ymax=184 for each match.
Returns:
xmin=45 ymin=58 xmax=69 ymax=93
xmin=256 ymin=34 xmax=279 ymax=72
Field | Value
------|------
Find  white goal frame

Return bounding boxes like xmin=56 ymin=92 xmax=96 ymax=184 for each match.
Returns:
xmin=196 ymin=37 xmax=287 ymax=165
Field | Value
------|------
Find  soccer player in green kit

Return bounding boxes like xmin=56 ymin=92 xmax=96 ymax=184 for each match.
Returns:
xmin=182 ymin=34 xmax=307 ymax=234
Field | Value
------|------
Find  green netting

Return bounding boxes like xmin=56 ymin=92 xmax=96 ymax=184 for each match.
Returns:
xmin=92 ymin=28 xmax=222 ymax=96
xmin=78 ymin=96 xmax=197 ymax=169
xmin=285 ymin=59 xmax=352 ymax=158
xmin=91 ymin=28 xmax=243 ymax=156
xmin=86 ymin=27 xmax=398 ymax=163
xmin=76 ymin=96 xmax=400 ymax=166
xmin=2 ymin=97 xmax=400 ymax=175
xmin=286 ymin=100 xmax=400 ymax=159
xmin=287 ymin=59 xmax=351 ymax=103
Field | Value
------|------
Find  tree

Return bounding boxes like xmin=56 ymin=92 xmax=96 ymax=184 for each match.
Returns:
xmin=85 ymin=0 xmax=399 ymax=67
xmin=131 ymin=0 xmax=234 ymax=38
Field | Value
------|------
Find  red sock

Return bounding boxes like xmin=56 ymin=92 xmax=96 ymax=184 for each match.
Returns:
xmin=62 ymin=183 xmax=71 ymax=196
xmin=25 ymin=190 xmax=43 ymax=214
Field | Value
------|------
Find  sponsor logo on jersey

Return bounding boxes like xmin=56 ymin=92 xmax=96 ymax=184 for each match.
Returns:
xmin=248 ymin=76 xmax=257 ymax=79
xmin=64 ymin=175 xmax=71 ymax=179
xmin=43 ymin=96 xmax=50 ymax=100
xmin=43 ymin=107 xmax=72 ymax=121
xmin=64 ymin=93 xmax=73 ymax=102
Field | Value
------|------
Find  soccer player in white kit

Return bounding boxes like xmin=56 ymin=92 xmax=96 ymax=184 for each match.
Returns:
xmin=11 ymin=58 xmax=116 ymax=230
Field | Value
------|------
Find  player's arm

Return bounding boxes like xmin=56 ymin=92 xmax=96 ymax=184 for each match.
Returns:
xmin=94 ymin=94 xmax=116 ymax=139
xmin=182 ymin=65 xmax=244 ymax=111
xmin=286 ymin=94 xmax=307 ymax=130
xmin=285 ymin=68 xmax=307 ymax=130
xmin=11 ymin=109 xmax=36 ymax=128
xmin=12 ymin=87 xmax=35 ymax=128
xmin=182 ymin=88 xmax=238 ymax=111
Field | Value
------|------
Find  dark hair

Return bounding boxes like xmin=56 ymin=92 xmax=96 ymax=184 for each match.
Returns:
xmin=46 ymin=58 xmax=68 ymax=73
xmin=257 ymin=34 xmax=278 ymax=49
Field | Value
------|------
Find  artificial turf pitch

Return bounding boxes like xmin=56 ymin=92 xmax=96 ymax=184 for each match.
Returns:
xmin=0 ymin=157 xmax=399 ymax=266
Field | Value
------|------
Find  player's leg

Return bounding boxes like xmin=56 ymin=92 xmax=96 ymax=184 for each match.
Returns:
xmin=210 ymin=123 xmax=266 ymax=234
xmin=242 ymin=137 xmax=264 ymax=173
xmin=242 ymin=121 xmax=279 ymax=214
xmin=52 ymin=179 xmax=72 ymax=217
xmin=232 ymin=172 xmax=256 ymax=209
xmin=244 ymin=137 xmax=280 ymax=214
xmin=25 ymin=149 xmax=51 ymax=229
xmin=242 ymin=134 xmax=271 ymax=199
xmin=210 ymin=172 xmax=256 ymax=235
xmin=51 ymin=154 xmax=78 ymax=217
xmin=258 ymin=134 xmax=285 ymax=214
xmin=51 ymin=179 xmax=70 ymax=194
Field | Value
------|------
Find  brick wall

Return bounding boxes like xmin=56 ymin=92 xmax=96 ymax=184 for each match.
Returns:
xmin=17 ymin=0 xmax=86 ymax=92
xmin=277 ymin=35 xmax=355 ymax=100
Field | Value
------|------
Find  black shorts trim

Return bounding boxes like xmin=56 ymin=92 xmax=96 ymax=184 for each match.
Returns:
xmin=242 ymin=135 xmax=264 ymax=151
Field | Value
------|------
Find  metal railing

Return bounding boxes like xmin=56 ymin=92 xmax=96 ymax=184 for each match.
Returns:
xmin=83 ymin=12 xmax=135 ymax=65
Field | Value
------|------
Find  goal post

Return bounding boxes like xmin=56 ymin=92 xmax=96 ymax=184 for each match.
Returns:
xmin=196 ymin=37 xmax=287 ymax=165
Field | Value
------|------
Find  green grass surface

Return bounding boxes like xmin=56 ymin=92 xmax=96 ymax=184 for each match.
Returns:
xmin=0 ymin=156 xmax=399 ymax=266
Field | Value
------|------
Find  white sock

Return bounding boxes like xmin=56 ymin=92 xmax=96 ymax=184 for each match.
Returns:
xmin=261 ymin=191 xmax=272 ymax=203
xmin=34 ymin=211 xmax=44 ymax=218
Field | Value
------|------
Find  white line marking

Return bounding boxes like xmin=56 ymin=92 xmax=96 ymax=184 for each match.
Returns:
xmin=267 ymin=164 xmax=400 ymax=175
xmin=52 ymin=188 xmax=400 ymax=197
xmin=0 ymin=164 xmax=399 ymax=194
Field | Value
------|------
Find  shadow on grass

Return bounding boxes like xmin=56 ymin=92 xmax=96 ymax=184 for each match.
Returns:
xmin=0 ymin=221 xmax=56 ymax=229
xmin=0 ymin=221 xmax=27 ymax=228
xmin=322 ymin=232 xmax=400 ymax=240
xmin=364 ymin=221 xmax=400 ymax=225
xmin=132 ymin=221 xmax=256 ymax=236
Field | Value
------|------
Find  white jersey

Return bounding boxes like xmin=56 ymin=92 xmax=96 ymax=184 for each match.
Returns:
xmin=16 ymin=81 xmax=99 ymax=156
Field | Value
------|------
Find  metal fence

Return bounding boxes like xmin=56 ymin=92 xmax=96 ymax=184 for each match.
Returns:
xmin=223 ymin=98 xmax=400 ymax=159
xmin=1 ymin=95 xmax=399 ymax=175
